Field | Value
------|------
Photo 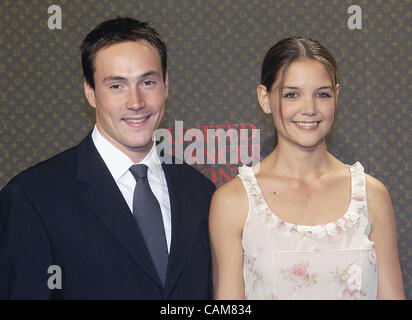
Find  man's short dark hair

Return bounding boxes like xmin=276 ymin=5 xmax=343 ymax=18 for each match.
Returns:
xmin=81 ymin=17 xmax=167 ymax=89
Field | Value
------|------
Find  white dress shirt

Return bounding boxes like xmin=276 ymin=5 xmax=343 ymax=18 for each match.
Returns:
xmin=91 ymin=125 xmax=171 ymax=252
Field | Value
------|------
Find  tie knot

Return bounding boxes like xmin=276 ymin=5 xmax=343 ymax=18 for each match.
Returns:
xmin=130 ymin=164 xmax=148 ymax=180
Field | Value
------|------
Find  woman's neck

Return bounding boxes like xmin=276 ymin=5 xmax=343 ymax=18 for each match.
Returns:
xmin=266 ymin=138 xmax=337 ymax=181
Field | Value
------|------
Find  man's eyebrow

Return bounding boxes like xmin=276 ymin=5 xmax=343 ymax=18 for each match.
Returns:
xmin=141 ymin=71 xmax=161 ymax=78
xmin=102 ymin=71 xmax=161 ymax=83
xmin=102 ymin=76 xmax=127 ymax=83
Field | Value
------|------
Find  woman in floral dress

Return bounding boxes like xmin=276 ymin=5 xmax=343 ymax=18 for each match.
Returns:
xmin=209 ymin=37 xmax=405 ymax=300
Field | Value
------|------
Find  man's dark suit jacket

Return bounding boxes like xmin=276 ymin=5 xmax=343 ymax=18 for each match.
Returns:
xmin=0 ymin=133 xmax=216 ymax=299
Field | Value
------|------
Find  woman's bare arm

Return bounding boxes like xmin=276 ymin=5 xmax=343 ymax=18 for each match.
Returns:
xmin=367 ymin=174 xmax=405 ymax=299
xmin=209 ymin=178 xmax=248 ymax=299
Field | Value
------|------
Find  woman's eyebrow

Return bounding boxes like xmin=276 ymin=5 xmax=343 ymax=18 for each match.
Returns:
xmin=281 ymin=86 xmax=300 ymax=90
xmin=281 ymin=86 xmax=333 ymax=90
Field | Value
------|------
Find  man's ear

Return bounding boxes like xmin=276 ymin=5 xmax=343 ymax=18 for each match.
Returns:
xmin=84 ymin=79 xmax=96 ymax=108
xmin=257 ymin=84 xmax=272 ymax=114
xmin=164 ymin=71 xmax=169 ymax=99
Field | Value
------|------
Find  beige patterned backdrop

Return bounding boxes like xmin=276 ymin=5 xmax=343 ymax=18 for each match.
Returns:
xmin=0 ymin=0 xmax=410 ymax=298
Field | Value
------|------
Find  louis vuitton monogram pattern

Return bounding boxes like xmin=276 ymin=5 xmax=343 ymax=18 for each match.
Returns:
xmin=0 ymin=0 xmax=410 ymax=298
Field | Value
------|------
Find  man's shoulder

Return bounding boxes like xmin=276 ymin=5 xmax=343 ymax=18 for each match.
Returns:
xmin=163 ymin=162 xmax=216 ymax=199
xmin=4 ymin=144 xmax=79 ymax=192
xmin=166 ymin=162 xmax=214 ymax=186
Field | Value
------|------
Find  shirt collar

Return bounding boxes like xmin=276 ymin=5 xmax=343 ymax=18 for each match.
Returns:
xmin=91 ymin=125 xmax=162 ymax=182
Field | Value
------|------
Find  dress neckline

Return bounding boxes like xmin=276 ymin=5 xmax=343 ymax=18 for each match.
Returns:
xmin=238 ymin=162 xmax=366 ymax=239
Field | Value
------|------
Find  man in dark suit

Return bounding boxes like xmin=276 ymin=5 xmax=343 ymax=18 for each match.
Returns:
xmin=0 ymin=17 xmax=215 ymax=299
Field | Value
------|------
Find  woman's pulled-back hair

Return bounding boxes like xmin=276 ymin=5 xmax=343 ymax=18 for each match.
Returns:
xmin=260 ymin=37 xmax=340 ymax=138
xmin=261 ymin=37 xmax=339 ymax=93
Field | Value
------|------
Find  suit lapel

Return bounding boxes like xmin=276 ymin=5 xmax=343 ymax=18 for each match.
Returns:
xmin=162 ymin=163 xmax=203 ymax=296
xmin=75 ymin=134 xmax=162 ymax=287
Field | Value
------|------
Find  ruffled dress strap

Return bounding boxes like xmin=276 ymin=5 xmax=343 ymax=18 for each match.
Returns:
xmin=237 ymin=165 xmax=259 ymax=225
xmin=238 ymin=162 xmax=367 ymax=240
xmin=347 ymin=161 xmax=371 ymax=235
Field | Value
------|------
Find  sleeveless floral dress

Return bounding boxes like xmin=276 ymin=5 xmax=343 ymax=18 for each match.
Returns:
xmin=238 ymin=162 xmax=377 ymax=300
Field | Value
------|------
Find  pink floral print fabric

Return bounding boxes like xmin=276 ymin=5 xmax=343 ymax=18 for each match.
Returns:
xmin=239 ymin=162 xmax=377 ymax=300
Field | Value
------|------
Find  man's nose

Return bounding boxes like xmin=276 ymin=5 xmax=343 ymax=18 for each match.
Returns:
xmin=128 ymin=88 xmax=145 ymax=109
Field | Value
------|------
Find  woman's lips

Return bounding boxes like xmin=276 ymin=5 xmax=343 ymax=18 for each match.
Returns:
xmin=292 ymin=121 xmax=321 ymax=130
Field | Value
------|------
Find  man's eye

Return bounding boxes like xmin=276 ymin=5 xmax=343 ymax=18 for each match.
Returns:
xmin=284 ymin=92 xmax=298 ymax=98
xmin=109 ymin=84 xmax=122 ymax=89
xmin=142 ymin=80 xmax=156 ymax=86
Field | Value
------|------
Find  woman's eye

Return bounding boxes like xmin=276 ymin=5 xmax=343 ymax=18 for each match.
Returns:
xmin=317 ymin=92 xmax=332 ymax=98
xmin=284 ymin=92 xmax=298 ymax=98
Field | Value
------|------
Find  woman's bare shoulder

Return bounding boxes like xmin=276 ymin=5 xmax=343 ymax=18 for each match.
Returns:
xmin=209 ymin=176 xmax=249 ymax=230
xmin=365 ymin=173 xmax=394 ymax=227
xmin=212 ymin=176 xmax=248 ymax=209
xmin=365 ymin=173 xmax=390 ymax=202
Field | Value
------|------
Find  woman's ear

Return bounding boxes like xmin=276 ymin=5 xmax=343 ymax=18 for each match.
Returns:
xmin=257 ymin=84 xmax=272 ymax=114
xmin=335 ymin=83 xmax=340 ymax=98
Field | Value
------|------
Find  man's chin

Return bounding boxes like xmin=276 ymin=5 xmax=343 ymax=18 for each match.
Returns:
xmin=126 ymin=140 xmax=154 ymax=152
